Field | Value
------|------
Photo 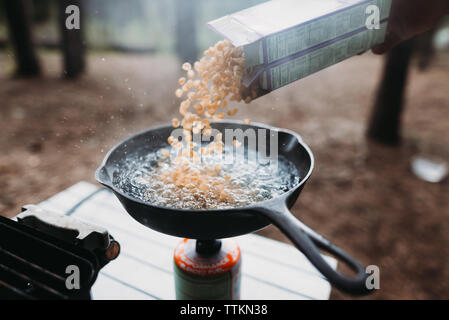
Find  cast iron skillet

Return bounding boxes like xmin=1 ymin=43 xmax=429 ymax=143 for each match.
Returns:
xmin=95 ymin=121 xmax=371 ymax=295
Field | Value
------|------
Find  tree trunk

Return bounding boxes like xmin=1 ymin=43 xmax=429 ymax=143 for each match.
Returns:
xmin=59 ymin=0 xmax=85 ymax=78
xmin=175 ymin=0 xmax=197 ymax=64
xmin=367 ymin=39 xmax=415 ymax=146
xmin=4 ymin=0 xmax=40 ymax=77
xmin=32 ymin=0 xmax=52 ymax=24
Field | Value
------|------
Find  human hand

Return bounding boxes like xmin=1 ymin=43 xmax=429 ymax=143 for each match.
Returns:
xmin=372 ymin=0 xmax=449 ymax=54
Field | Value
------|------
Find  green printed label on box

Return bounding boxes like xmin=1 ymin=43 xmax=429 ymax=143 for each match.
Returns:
xmin=263 ymin=21 xmax=388 ymax=90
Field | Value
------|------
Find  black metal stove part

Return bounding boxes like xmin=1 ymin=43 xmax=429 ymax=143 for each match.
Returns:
xmin=0 ymin=205 xmax=120 ymax=300
xmin=17 ymin=205 xmax=120 ymax=268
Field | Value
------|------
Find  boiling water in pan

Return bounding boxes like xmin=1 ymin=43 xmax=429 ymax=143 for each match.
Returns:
xmin=114 ymin=146 xmax=300 ymax=210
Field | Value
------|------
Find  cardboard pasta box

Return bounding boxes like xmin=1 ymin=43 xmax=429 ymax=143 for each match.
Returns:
xmin=208 ymin=0 xmax=392 ymax=93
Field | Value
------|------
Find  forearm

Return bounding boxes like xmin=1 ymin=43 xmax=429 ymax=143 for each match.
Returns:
xmin=373 ymin=0 xmax=449 ymax=54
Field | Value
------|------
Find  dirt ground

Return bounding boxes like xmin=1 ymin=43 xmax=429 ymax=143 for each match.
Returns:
xmin=0 ymin=50 xmax=448 ymax=300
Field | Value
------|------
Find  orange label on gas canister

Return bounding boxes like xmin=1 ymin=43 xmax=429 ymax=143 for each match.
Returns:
xmin=174 ymin=238 xmax=241 ymax=276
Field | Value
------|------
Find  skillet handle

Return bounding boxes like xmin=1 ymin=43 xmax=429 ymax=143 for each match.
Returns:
xmin=257 ymin=204 xmax=372 ymax=295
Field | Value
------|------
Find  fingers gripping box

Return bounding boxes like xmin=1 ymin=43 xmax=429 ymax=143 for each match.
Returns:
xmin=208 ymin=0 xmax=392 ymax=93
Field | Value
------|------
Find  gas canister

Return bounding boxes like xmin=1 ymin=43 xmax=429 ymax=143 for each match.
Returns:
xmin=174 ymin=239 xmax=241 ymax=300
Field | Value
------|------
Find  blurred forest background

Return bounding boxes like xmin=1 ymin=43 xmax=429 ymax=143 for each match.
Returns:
xmin=0 ymin=0 xmax=449 ymax=300
xmin=0 ymin=0 xmax=266 ymax=55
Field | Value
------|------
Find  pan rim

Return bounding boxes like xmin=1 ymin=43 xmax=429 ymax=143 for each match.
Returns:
xmin=95 ymin=120 xmax=314 ymax=214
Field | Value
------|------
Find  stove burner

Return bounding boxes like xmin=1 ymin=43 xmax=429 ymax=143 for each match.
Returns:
xmin=0 ymin=205 xmax=120 ymax=300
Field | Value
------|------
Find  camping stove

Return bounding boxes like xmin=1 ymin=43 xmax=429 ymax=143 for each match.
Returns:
xmin=0 ymin=205 xmax=120 ymax=300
